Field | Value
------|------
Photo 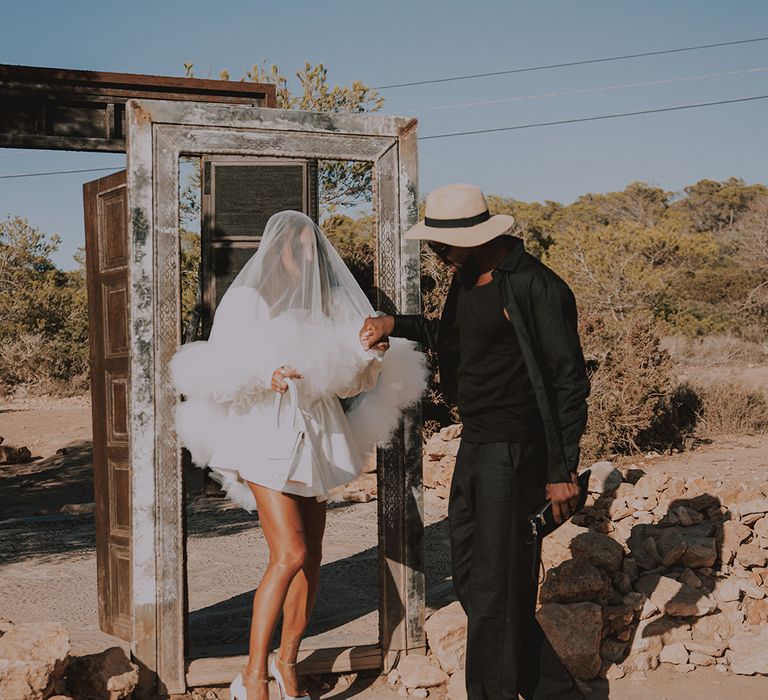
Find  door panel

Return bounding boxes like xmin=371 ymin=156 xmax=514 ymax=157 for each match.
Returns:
xmin=83 ymin=169 xmax=131 ymax=641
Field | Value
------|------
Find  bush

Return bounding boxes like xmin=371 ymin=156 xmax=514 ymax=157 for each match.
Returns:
xmin=579 ymin=313 xmax=675 ymax=460
xmin=695 ymin=381 xmax=768 ymax=435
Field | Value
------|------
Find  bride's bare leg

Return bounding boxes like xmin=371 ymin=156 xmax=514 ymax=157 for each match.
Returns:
xmin=276 ymin=496 xmax=327 ymax=695
xmin=244 ymin=483 xmax=309 ymax=699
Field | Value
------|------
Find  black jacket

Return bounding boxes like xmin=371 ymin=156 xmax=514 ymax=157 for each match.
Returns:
xmin=392 ymin=236 xmax=590 ymax=483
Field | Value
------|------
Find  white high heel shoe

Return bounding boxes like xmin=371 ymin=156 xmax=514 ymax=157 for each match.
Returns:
xmin=229 ymin=667 xmax=270 ymax=700
xmin=270 ymin=655 xmax=309 ymax=700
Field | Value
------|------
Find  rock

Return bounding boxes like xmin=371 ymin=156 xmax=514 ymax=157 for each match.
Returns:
xmin=540 ymin=560 xmax=612 ymax=605
xmin=727 ymin=628 xmax=768 ymax=675
xmin=439 ymin=424 xmax=462 ymax=441
xmin=659 ymin=643 xmax=689 ymax=665
xmin=753 ymin=517 xmax=768 ymax=539
xmin=59 ymin=502 xmax=95 ymax=515
xmin=745 ymin=598 xmax=768 ymax=626
xmin=680 ymin=538 xmax=717 ymax=569
xmin=601 ymin=605 xmax=635 ymax=636
xmin=737 ymin=578 xmax=765 ymax=600
xmin=0 ymin=622 xmax=69 ymax=700
xmin=684 ymin=640 xmax=726 ymax=657
xmin=736 ymin=542 xmax=768 ymax=569
xmin=396 ymin=655 xmax=449 ymax=689
xmin=588 ymin=461 xmax=622 ymax=495
xmin=737 ymin=499 xmax=768 ymax=517
xmin=342 ymin=473 xmax=377 ymax=502
xmin=65 ymin=647 xmax=139 ymax=700
xmin=600 ymin=638 xmax=628 ymax=664
xmin=675 ymin=663 xmax=696 ymax=673
xmin=537 ymin=602 xmax=602 ymax=680
xmin=570 ymin=532 xmax=625 ymax=573
xmin=689 ymin=651 xmax=716 ymax=666
xmin=424 ymin=434 xmax=460 ymax=461
xmin=0 ymin=444 xmax=32 ymax=464
xmin=387 ymin=670 xmax=400 ymax=686
xmin=715 ymin=578 xmax=743 ymax=603
xmin=424 ymin=601 xmax=467 ymax=674
xmin=635 ymin=575 xmax=716 ymax=618
xmin=604 ymin=663 xmax=625 ymax=681
xmin=410 ymin=688 xmax=429 ymax=698
xmin=607 ymin=497 xmax=633 ymax=521
xmin=446 ymin=669 xmax=466 ymax=700
xmin=633 ymin=512 xmax=654 ymax=525
xmin=679 ymin=568 xmax=702 ymax=589
xmin=628 ymin=670 xmax=647 ymax=681
xmin=656 ymin=530 xmax=687 ymax=567
xmin=612 ymin=571 xmax=633 ymax=595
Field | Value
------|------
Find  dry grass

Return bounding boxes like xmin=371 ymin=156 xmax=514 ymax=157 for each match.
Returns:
xmin=661 ymin=333 xmax=768 ymax=366
xmin=695 ymin=381 xmax=768 ymax=435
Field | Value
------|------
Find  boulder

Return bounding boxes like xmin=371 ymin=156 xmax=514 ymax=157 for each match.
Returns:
xmin=659 ymin=643 xmax=688 ymax=665
xmin=342 ymin=473 xmax=377 ymax=502
xmin=753 ymin=517 xmax=768 ymax=539
xmin=601 ymin=605 xmax=635 ymax=636
xmin=64 ymin=646 xmax=138 ymax=700
xmin=684 ymin=640 xmax=726 ymax=657
xmin=0 ymin=622 xmax=69 ymax=700
xmin=736 ymin=542 xmax=768 ymax=569
xmin=0 ymin=444 xmax=32 ymax=464
xmin=689 ymin=651 xmax=717 ymax=666
xmin=727 ymin=628 xmax=768 ymax=675
xmin=446 ymin=668 xmax=466 ymax=700
xmin=635 ymin=574 xmax=715 ymax=618
xmin=424 ymin=602 xmax=467 ymax=675
xmin=570 ymin=532 xmax=625 ymax=573
xmin=736 ymin=499 xmax=768 ymax=518
xmin=656 ymin=529 xmax=687 ymax=567
xmin=396 ymin=655 xmax=449 ymax=689
xmin=588 ymin=461 xmax=622 ymax=495
xmin=744 ymin=598 xmax=768 ymax=626
xmin=539 ymin=560 xmax=612 ymax=605
xmin=537 ymin=602 xmax=603 ymax=680
xmin=679 ymin=537 xmax=717 ymax=569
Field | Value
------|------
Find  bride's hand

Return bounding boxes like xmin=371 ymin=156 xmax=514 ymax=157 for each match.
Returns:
xmin=271 ymin=365 xmax=302 ymax=393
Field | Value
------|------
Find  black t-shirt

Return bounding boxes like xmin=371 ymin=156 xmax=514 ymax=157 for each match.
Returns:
xmin=456 ymin=273 xmax=544 ymax=443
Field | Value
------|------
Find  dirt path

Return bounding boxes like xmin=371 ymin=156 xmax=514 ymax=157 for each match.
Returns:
xmin=2 ymin=394 xmax=768 ymax=698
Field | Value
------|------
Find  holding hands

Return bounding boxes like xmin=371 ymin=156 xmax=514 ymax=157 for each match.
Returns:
xmin=360 ymin=315 xmax=395 ymax=351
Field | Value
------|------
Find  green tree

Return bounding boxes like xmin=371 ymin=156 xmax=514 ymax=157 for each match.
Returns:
xmin=672 ymin=177 xmax=768 ymax=232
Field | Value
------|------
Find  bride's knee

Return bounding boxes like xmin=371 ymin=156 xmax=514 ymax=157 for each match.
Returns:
xmin=270 ymin=546 xmax=308 ymax=576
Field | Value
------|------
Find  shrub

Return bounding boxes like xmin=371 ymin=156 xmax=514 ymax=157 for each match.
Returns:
xmin=695 ymin=381 xmax=768 ymax=435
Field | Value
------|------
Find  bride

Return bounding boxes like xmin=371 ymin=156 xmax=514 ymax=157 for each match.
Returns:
xmin=170 ymin=211 xmax=426 ymax=700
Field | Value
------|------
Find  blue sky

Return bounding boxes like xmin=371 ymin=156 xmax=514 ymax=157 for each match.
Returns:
xmin=1 ymin=0 xmax=767 ymax=269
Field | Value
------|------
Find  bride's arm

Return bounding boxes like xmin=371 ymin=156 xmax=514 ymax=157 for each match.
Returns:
xmin=333 ymin=342 xmax=385 ymax=399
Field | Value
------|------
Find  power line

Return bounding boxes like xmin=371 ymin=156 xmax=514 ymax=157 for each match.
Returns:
xmin=375 ymin=36 xmax=768 ymax=90
xmin=418 ymin=94 xmax=768 ymax=141
xmin=402 ymin=66 xmax=768 ymax=114
xmin=0 ymin=166 xmax=123 ymax=180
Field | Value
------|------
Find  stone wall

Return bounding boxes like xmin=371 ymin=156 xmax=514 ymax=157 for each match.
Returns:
xmin=414 ymin=425 xmax=768 ymax=695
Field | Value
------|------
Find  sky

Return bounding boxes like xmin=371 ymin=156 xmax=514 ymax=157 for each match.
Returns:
xmin=1 ymin=0 xmax=767 ymax=269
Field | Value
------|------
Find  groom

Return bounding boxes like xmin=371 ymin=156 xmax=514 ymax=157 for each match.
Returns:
xmin=360 ymin=184 xmax=590 ymax=699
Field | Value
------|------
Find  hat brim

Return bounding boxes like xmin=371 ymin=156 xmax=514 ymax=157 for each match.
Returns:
xmin=404 ymin=214 xmax=515 ymax=247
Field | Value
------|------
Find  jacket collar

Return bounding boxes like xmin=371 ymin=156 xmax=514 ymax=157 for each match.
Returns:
xmin=495 ymin=236 xmax=526 ymax=273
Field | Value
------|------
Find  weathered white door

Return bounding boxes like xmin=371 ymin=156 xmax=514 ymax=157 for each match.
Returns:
xmin=125 ymin=99 xmax=423 ymax=696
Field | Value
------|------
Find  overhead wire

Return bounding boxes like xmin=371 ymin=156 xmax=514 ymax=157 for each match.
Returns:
xmin=401 ymin=66 xmax=768 ymax=114
xmin=374 ymin=36 xmax=768 ymax=89
xmin=418 ymin=94 xmax=768 ymax=140
xmin=0 ymin=166 xmax=124 ymax=180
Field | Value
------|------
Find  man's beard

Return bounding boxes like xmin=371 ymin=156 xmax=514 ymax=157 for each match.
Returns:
xmin=458 ymin=255 xmax=481 ymax=288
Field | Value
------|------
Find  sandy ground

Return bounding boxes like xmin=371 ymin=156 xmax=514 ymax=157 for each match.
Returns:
xmin=2 ymin=392 xmax=768 ymax=698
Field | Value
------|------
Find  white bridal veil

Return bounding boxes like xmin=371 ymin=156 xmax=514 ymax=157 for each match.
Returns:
xmin=170 ymin=210 xmax=427 ymax=509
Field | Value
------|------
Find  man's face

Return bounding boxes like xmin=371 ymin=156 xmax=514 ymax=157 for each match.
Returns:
xmin=428 ymin=241 xmax=472 ymax=274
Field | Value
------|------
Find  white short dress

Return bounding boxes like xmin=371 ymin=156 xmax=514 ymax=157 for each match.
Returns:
xmin=170 ymin=287 xmax=426 ymax=511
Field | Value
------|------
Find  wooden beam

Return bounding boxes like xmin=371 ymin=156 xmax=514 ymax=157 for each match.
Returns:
xmin=0 ymin=63 xmax=275 ymax=153
xmin=185 ymin=645 xmax=383 ymax=687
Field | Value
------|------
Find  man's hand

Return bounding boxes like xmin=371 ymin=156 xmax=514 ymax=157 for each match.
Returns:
xmin=546 ymin=472 xmax=581 ymax=525
xmin=360 ymin=315 xmax=395 ymax=351
xmin=271 ymin=365 xmax=302 ymax=393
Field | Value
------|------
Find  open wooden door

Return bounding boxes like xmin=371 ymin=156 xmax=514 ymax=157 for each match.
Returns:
xmin=83 ymin=169 xmax=131 ymax=641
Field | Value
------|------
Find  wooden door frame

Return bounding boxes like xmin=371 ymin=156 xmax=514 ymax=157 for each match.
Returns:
xmin=126 ymin=99 xmax=423 ymax=695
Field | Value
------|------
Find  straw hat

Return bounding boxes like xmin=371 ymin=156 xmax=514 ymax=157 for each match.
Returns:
xmin=404 ymin=183 xmax=515 ymax=247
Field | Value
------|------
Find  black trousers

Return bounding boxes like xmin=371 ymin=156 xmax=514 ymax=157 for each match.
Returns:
xmin=448 ymin=440 xmax=585 ymax=700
